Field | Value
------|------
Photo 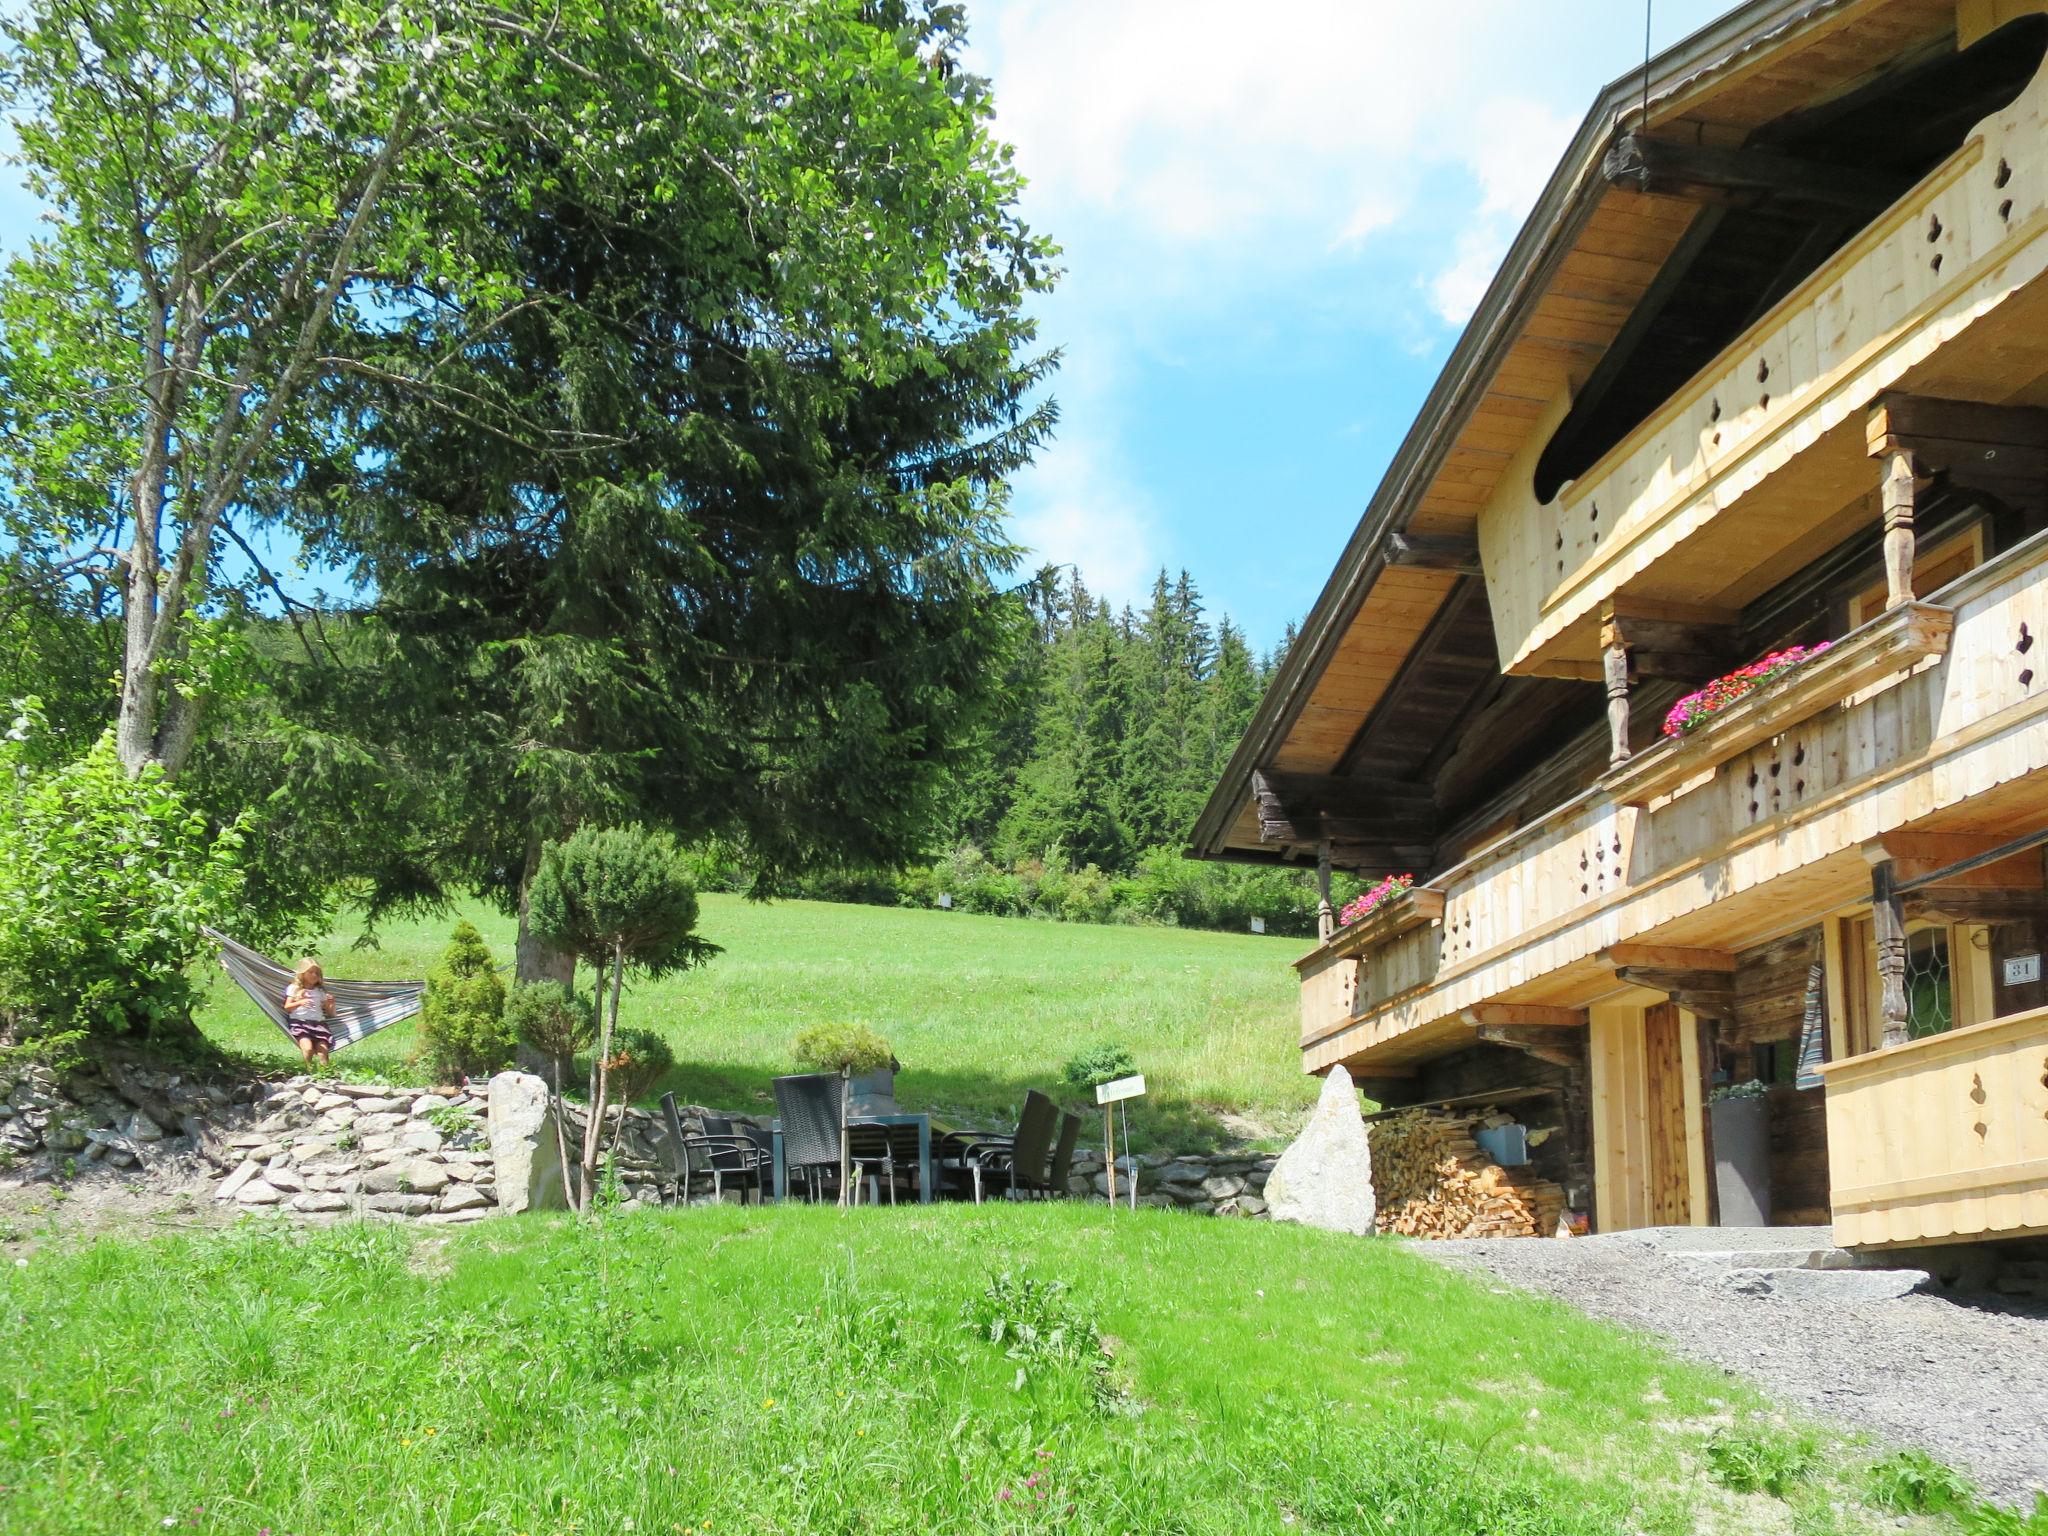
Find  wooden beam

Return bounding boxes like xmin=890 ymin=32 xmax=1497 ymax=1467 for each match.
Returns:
xmin=1460 ymin=1004 xmax=1588 ymax=1029
xmin=1865 ymin=832 xmax=2045 ymax=889
xmin=1614 ymin=967 xmax=1735 ymax=1019
xmin=1252 ymin=769 xmax=1436 ymax=849
xmin=1603 ymin=131 xmax=1914 ymax=216
xmin=1867 ymin=393 xmax=2048 ymax=456
xmin=1472 ymin=1026 xmax=1584 ymax=1069
xmin=1904 ymin=888 xmax=2048 ymax=924
xmin=1869 ymin=391 xmax=2048 ymax=523
xmin=1384 ymin=530 xmax=1482 ymax=575
xmin=1599 ymin=943 xmax=1738 ymax=973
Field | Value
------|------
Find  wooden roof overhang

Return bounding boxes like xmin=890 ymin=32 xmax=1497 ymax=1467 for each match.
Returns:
xmin=1189 ymin=0 xmax=1967 ymax=871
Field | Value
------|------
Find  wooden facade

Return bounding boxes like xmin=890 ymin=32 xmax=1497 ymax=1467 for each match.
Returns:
xmin=1196 ymin=0 xmax=2048 ymax=1244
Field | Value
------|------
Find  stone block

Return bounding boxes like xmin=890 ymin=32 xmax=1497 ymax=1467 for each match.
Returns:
xmin=291 ymin=1192 xmax=350 ymax=1214
xmin=234 ymin=1179 xmax=284 ymax=1205
xmin=488 ymin=1071 xmax=571 ymax=1214
xmin=216 ymin=1160 xmax=260 ymax=1201
xmin=1264 ymin=1065 xmax=1376 ymax=1237
xmin=366 ymin=1192 xmax=435 ymax=1216
xmin=437 ymin=1185 xmax=493 ymax=1213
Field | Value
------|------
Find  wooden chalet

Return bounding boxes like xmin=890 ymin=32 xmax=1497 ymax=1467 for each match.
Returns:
xmin=1193 ymin=0 xmax=2048 ymax=1247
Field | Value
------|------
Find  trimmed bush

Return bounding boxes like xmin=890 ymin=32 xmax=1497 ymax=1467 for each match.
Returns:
xmin=415 ymin=921 xmax=513 ymax=1081
xmin=793 ymin=1021 xmax=894 ymax=1077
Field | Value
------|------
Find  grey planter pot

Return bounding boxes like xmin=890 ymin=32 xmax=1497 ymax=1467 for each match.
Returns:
xmin=1711 ymin=1095 xmax=1772 ymax=1227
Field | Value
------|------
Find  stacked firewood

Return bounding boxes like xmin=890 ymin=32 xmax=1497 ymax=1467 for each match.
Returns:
xmin=1368 ymin=1107 xmax=1566 ymax=1239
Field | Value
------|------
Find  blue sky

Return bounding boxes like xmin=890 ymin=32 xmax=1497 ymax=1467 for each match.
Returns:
xmin=0 ymin=2 xmax=1735 ymax=646
xmin=969 ymin=0 xmax=1732 ymax=647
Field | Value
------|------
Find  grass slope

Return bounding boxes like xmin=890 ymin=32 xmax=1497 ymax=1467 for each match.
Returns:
xmin=0 ymin=1204 xmax=1904 ymax=1536
xmin=195 ymin=897 xmax=1313 ymax=1147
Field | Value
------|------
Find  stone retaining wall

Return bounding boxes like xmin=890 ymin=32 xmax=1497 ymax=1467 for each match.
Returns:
xmin=1067 ymin=1148 xmax=1278 ymax=1217
xmin=4 ymin=1059 xmax=1280 ymax=1222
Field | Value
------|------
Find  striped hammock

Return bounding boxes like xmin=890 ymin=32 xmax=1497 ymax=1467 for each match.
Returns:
xmin=1795 ymin=960 xmax=1827 ymax=1090
xmin=205 ymin=928 xmax=425 ymax=1051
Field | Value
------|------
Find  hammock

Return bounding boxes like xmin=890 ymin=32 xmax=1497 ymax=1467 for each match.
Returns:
xmin=205 ymin=927 xmax=425 ymax=1050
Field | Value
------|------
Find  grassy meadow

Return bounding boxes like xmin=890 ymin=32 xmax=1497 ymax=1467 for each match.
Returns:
xmin=0 ymin=1202 xmax=1919 ymax=1536
xmin=194 ymin=896 xmax=1314 ymax=1148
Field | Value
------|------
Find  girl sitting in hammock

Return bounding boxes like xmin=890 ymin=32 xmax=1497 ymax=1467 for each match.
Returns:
xmin=284 ymin=959 xmax=338 ymax=1067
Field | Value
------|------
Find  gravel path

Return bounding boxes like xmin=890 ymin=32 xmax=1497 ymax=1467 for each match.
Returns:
xmin=1420 ymin=1227 xmax=2048 ymax=1506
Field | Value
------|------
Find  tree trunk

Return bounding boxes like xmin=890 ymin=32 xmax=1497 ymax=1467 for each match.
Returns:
xmin=513 ymin=836 xmax=575 ymax=1074
xmin=579 ymin=943 xmax=625 ymax=1208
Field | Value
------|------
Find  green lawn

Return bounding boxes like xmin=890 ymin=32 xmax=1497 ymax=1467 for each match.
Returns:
xmin=195 ymin=897 xmax=1314 ymax=1148
xmin=0 ymin=1203 xmax=1910 ymax=1536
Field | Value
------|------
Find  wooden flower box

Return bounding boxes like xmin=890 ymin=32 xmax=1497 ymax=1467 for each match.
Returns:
xmin=1325 ymin=885 xmax=1446 ymax=959
xmin=1603 ymin=601 xmax=1955 ymax=808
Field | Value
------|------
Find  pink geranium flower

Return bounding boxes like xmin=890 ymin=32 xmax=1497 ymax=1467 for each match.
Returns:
xmin=1661 ymin=643 xmax=1830 ymax=738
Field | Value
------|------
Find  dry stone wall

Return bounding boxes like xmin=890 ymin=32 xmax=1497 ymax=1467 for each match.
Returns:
xmin=4 ymin=1058 xmax=1287 ymax=1221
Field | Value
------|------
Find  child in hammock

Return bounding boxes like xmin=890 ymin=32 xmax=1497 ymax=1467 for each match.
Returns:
xmin=284 ymin=959 xmax=338 ymax=1067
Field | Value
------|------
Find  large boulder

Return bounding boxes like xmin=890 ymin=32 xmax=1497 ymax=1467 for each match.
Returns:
xmin=1264 ymin=1065 xmax=1377 ymax=1237
xmin=487 ymin=1072 xmax=570 ymax=1214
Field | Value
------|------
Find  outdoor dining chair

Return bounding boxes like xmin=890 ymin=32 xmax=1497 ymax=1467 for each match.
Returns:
xmin=941 ymin=1088 xmax=1060 ymax=1203
xmin=660 ymin=1092 xmax=769 ymax=1205
xmin=771 ymin=1073 xmax=899 ymax=1205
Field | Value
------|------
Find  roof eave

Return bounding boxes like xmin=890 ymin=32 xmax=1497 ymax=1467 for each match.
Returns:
xmin=1187 ymin=0 xmax=1856 ymax=863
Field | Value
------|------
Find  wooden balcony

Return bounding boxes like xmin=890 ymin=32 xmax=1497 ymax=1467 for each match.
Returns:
xmin=1818 ymin=1005 xmax=2048 ymax=1249
xmin=1297 ymin=531 xmax=2048 ymax=1074
xmin=1481 ymin=48 xmax=2048 ymax=677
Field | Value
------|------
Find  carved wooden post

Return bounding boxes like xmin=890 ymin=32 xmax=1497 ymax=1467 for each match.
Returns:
xmin=1316 ymin=837 xmax=1335 ymax=942
xmin=1871 ymin=860 xmax=1911 ymax=1048
xmin=1881 ymin=449 xmax=1918 ymax=610
xmin=1600 ymin=608 xmax=1631 ymax=768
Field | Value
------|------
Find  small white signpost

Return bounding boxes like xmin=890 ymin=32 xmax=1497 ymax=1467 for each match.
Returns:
xmin=1095 ymin=1073 xmax=1146 ymax=1211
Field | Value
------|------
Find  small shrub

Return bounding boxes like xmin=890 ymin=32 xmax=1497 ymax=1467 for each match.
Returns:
xmin=1704 ymin=1423 xmax=1816 ymax=1497
xmin=604 ymin=1027 xmax=674 ymax=1106
xmin=1866 ymin=1449 xmax=1973 ymax=1515
xmin=1062 ymin=1041 xmax=1136 ymax=1092
xmin=415 ymin=922 xmax=514 ymax=1081
xmin=792 ymin=1022 xmax=894 ymax=1077
xmin=506 ymin=980 xmax=594 ymax=1081
xmin=961 ymin=1271 xmax=1107 ymax=1379
xmin=425 ymin=1103 xmax=474 ymax=1140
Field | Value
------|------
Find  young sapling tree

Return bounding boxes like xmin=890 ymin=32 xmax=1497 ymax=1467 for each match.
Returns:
xmin=528 ymin=826 xmax=714 ymax=1210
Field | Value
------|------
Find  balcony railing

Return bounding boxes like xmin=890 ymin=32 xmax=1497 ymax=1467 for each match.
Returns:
xmin=1818 ymin=1005 xmax=2048 ymax=1249
xmin=1296 ymin=531 xmax=2048 ymax=1069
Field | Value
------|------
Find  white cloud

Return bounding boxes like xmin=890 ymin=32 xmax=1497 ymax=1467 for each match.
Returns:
xmin=975 ymin=1 xmax=1581 ymax=274
xmin=1006 ymin=433 xmax=1161 ymax=607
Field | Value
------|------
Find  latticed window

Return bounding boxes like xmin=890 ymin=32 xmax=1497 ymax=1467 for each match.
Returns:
xmin=1841 ymin=916 xmax=1989 ymax=1054
xmin=1904 ymin=926 xmax=1952 ymax=1039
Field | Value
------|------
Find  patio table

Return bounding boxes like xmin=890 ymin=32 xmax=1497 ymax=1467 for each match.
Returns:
xmin=771 ymin=1112 xmax=936 ymax=1203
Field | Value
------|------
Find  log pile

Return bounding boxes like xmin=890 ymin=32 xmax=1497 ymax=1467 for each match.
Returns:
xmin=1368 ymin=1107 xmax=1566 ymax=1239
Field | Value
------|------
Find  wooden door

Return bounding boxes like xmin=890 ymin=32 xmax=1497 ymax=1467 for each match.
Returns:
xmin=1643 ymin=1003 xmax=1692 ymax=1225
xmin=1591 ymin=1000 xmax=1700 ymax=1231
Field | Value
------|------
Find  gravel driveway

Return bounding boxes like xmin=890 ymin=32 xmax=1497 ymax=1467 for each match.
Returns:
xmin=1419 ymin=1226 xmax=2048 ymax=1506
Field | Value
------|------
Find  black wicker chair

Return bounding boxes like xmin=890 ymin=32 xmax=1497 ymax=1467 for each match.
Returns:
xmin=660 ymin=1093 xmax=769 ymax=1204
xmin=772 ymin=1073 xmax=899 ymax=1205
xmin=942 ymin=1089 xmax=1060 ymax=1203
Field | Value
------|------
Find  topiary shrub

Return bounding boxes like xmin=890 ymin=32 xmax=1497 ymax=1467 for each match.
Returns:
xmin=793 ymin=1022 xmax=895 ymax=1078
xmin=528 ymin=824 xmax=717 ymax=1210
xmin=415 ymin=922 xmax=513 ymax=1081
xmin=1062 ymin=1041 xmax=1136 ymax=1093
xmin=605 ymin=1027 xmax=675 ymax=1108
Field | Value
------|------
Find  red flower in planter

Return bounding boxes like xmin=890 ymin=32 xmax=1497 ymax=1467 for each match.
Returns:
xmin=1339 ymin=873 xmax=1412 ymax=927
xmin=1661 ymin=643 xmax=1830 ymax=737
